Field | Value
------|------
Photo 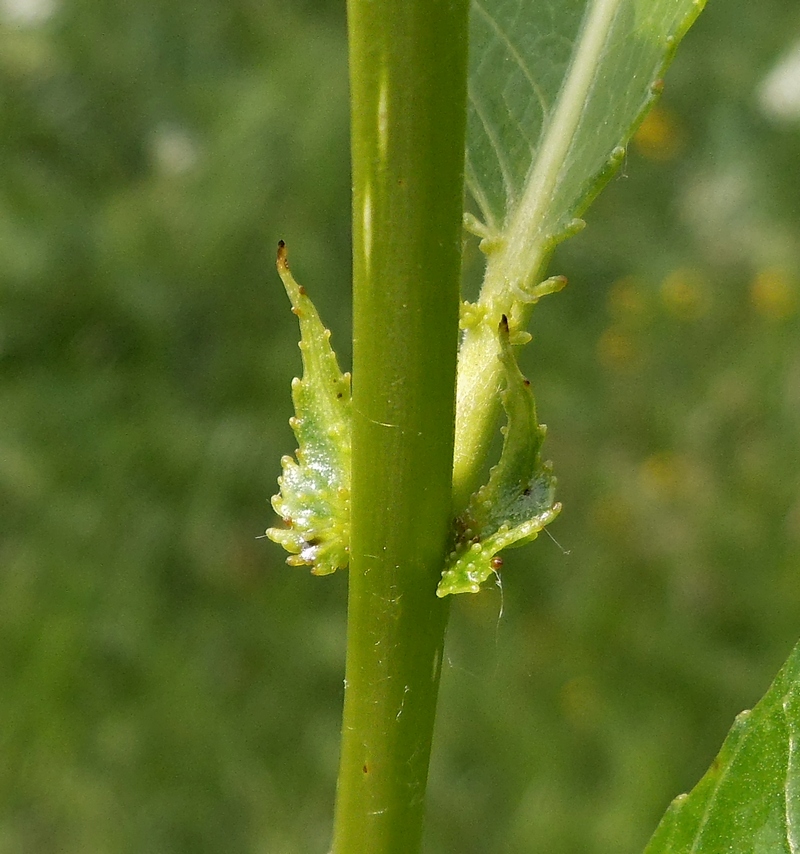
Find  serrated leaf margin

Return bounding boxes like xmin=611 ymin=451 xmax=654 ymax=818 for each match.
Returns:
xmin=266 ymin=243 xmax=351 ymax=576
xmin=438 ymin=315 xmax=560 ymax=596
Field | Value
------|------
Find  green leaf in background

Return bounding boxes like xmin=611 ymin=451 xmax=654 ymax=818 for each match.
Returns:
xmin=266 ymin=242 xmax=351 ymax=576
xmin=644 ymin=640 xmax=800 ymax=853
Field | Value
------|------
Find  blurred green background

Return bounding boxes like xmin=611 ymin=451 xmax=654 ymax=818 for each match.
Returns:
xmin=3 ymin=0 xmax=800 ymax=851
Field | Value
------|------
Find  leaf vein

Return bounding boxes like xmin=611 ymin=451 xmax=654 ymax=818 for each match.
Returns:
xmin=468 ymin=82 xmax=516 ymax=216
xmin=465 ymin=150 xmax=498 ymax=234
xmin=472 ymin=0 xmax=551 ymax=121
xmin=783 ymin=698 xmax=800 ymax=854
xmin=489 ymin=0 xmax=626 ymax=298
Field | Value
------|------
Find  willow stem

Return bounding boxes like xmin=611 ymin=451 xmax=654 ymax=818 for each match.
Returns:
xmin=330 ymin=1 xmax=470 ymax=852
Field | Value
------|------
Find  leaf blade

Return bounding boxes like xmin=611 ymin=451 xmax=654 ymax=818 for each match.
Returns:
xmin=644 ymin=641 xmax=800 ymax=854
xmin=467 ymin=0 xmax=707 ymax=292
xmin=466 ymin=0 xmax=583 ymax=232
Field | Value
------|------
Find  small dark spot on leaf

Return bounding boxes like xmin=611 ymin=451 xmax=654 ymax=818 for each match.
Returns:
xmin=363 ymin=764 xmax=369 ymax=774
xmin=522 ymin=487 xmax=531 ymax=496
xmin=523 ymin=378 xmax=531 ymax=387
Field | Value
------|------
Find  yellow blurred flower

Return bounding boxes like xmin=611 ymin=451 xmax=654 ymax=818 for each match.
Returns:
xmin=560 ymin=675 xmax=602 ymax=732
xmin=639 ymin=452 xmax=687 ymax=499
xmin=589 ymin=495 xmax=633 ymax=534
xmin=660 ymin=268 xmax=710 ymax=320
xmin=750 ymin=268 xmax=796 ymax=320
xmin=633 ymin=104 xmax=685 ymax=162
xmin=597 ymin=326 xmax=638 ymax=370
xmin=607 ymin=276 xmax=647 ymax=321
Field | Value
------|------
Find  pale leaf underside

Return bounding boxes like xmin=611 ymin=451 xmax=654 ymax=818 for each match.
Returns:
xmin=466 ymin=0 xmax=707 ymax=250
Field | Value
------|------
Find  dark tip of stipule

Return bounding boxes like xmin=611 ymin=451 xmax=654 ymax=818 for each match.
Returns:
xmin=277 ymin=240 xmax=288 ymax=270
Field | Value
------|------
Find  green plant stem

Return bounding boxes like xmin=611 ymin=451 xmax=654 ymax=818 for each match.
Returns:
xmin=331 ymin=1 xmax=469 ymax=852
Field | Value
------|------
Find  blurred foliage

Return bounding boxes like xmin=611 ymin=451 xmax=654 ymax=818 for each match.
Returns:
xmin=2 ymin=0 xmax=800 ymax=852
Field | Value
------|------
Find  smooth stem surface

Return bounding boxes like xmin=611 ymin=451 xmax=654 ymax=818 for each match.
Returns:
xmin=331 ymin=1 xmax=469 ymax=852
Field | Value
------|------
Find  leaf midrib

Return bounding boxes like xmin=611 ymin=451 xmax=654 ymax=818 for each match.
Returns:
xmin=485 ymin=0 xmax=623 ymax=303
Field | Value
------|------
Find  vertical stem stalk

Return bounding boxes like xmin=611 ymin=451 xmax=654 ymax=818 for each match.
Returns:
xmin=331 ymin=2 xmax=469 ymax=852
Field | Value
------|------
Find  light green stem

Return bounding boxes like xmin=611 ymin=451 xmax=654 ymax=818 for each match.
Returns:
xmin=331 ymin=1 xmax=469 ymax=853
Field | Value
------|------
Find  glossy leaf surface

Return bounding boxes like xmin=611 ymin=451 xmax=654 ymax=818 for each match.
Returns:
xmin=645 ymin=640 xmax=800 ymax=853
